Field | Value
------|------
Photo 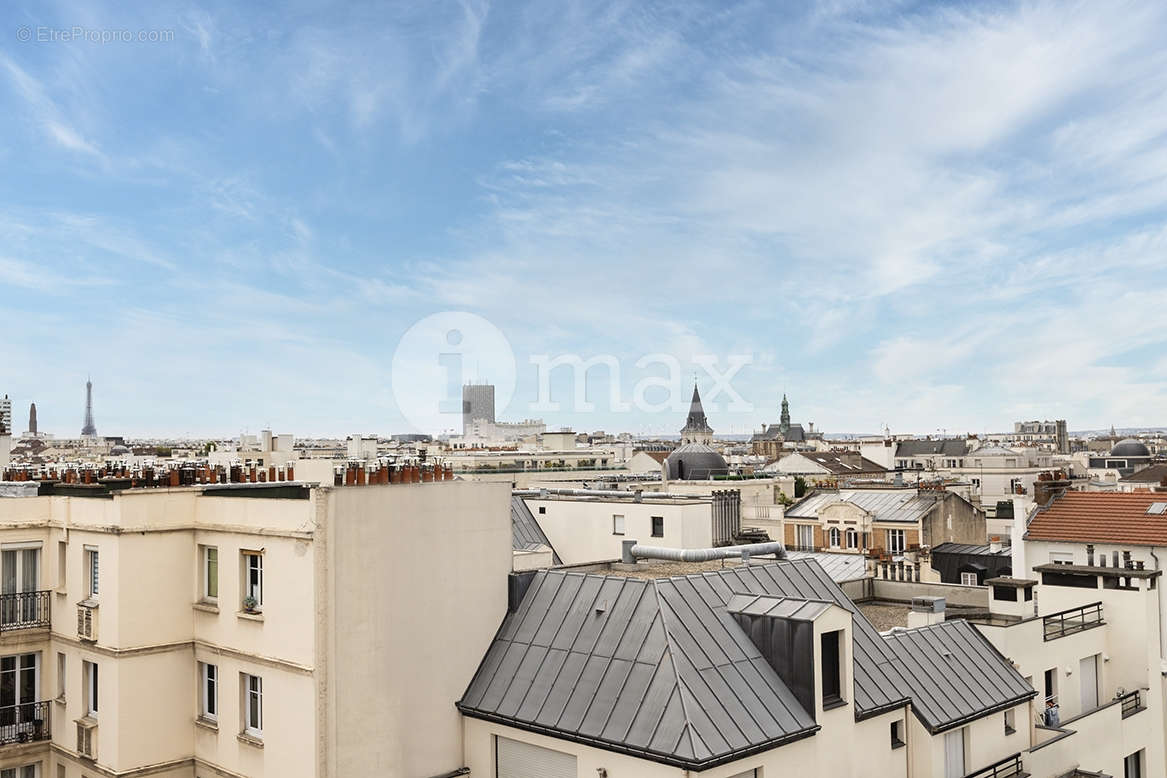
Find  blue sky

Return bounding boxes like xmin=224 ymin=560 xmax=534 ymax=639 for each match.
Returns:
xmin=3 ymin=0 xmax=1167 ymax=438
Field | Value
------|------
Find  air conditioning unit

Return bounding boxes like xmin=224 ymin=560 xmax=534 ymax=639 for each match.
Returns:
xmin=77 ymin=604 xmax=97 ymax=642
xmin=76 ymin=720 xmax=96 ymax=759
xmin=911 ymin=596 xmax=946 ymax=613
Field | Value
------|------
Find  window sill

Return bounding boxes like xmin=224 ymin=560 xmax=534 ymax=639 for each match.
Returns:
xmin=237 ymin=732 xmax=264 ymax=749
xmin=54 ymin=695 xmax=66 ymax=706
xmin=76 ymin=715 xmax=97 ymax=729
xmin=237 ymin=611 xmax=264 ymax=622
xmin=891 ymin=740 xmax=906 ymax=750
xmin=193 ymin=601 xmax=220 ymax=614
xmin=195 ymin=716 xmax=219 ymax=732
xmin=1005 ymin=726 xmax=1017 ymax=736
xmin=822 ymin=696 xmax=848 ymax=711
xmin=78 ymin=598 xmax=99 ymax=609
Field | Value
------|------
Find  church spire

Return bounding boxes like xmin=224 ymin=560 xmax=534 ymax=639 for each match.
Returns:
xmin=680 ymin=383 xmax=714 ymax=445
xmin=779 ymin=393 xmax=790 ymax=435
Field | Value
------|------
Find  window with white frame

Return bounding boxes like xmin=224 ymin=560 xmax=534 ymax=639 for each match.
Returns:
xmin=201 ymin=546 xmax=218 ymax=601
xmin=0 ymin=766 xmax=37 ymax=778
xmin=1050 ymin=551 xmax=1074 ymax=565
xmin=241 ymin=552 xmax=263 ymax=611
xmin=200 ymin=662 xmax=218 ymax=721
xmin=795 ymin=524 xmax=815 ymax=551
xmin=85 ymin=547 xmax=99 ymax=599
xmin=960 ymin=572 xmax=978 ymax=586
xmin=828 ymin=527 xmax=841 ymax=548
xmin=845 ymin=529 xmax=858 ymax=550
xmin=83 ymin=660 xmax=98 ymax=717
xmin=56 ymin=652 xmax=65 ymax=700
xmin=243 ymin=674 xmax=263 ymax=736
xmin=887 ymin=529 xmax=906 ymax=554
xmin=612 ymin=515 xmax=625 ymax=536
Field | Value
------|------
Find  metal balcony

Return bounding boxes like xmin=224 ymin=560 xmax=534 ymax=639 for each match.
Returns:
xmin=0 ymin=591 xmax=51 ymax=633
xmin=0 ymin=700 xmax=51 ymax=746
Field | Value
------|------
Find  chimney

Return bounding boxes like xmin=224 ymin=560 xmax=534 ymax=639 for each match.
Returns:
xmin=989 ymin=537 xmax=1002 ymax=554
xmin=908 ymin=596 xmax=946 ymax=628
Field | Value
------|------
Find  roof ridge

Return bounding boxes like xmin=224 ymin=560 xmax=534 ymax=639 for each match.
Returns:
xmin=649 ymin=578 xmax=700 ymax=760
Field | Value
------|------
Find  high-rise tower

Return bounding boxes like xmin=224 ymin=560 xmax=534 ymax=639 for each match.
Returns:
xmin=0 ymin=395 xmax=9 ymax=435
xmin=27 ymin=403 xmax=37 ymax=436
xmin=779 ymin=393 xmax=791 ymax=436
xmin=81 ymin=378 xmax=97 ymax=437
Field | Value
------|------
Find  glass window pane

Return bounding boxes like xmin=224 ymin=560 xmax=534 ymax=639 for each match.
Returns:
xmin=206 ymin=548 xmax=218 ymax=598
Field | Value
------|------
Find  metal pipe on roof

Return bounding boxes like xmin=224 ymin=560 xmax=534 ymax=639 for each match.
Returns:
xmin=513 ymin=487 xmax=685 ymax=500
xmin=628 ymin=541 xmax=786 ymax=563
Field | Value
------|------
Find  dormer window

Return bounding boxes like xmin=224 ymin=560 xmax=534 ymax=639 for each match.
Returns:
xmin=821 ymin=629 xmax=843 ymax=707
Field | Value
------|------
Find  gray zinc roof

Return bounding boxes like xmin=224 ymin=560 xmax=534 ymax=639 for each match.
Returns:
xmin=895 ymin=439 xmax=969 ymax=458
xmin=458 ymin=568 xmax=821 ymax=770
xmin=461 ymin=558 xmax=1035 ymax=766
xmin=883 ymin=620 xmax=1035 ymax=732
xmin=511 ymin=496 xmax=561 ymax=564
xmin=785 ymin=490 xmax=940 ymax=524
xmin=783 ymin=551 xmax=869 ymax=582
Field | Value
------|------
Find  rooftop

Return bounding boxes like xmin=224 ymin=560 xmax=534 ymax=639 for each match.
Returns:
xmin=785 ymin=489 xmax=944 ymax=524
xmin=459 ymin=559 xmax=1032 ymax=768
xmin=1025 ymin=491 xmax=1167 ymax=546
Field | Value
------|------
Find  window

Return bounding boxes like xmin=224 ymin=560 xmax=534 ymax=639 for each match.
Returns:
xmin=241 ymin=552 xmax=263 ymax=611
xmin=886 ymin=529 xmax=906 ymax=554
xmin=960 ymin=572 xmax=979 ymax=586
xmin=795 ymin=524 xmax=815 ymax=552
xmin=1004 ymin=708 xmax=1016 ymax=735
xmin=820 ymin=630 xmax=842 ymax=706
xmin=0 ymin=767 xmax=37 ymax=778
xmin=0 ymin=545 xmax=41 ymax=626
xmin=828 ymin=527 xmax=841 ymax=548
xmin=201 ymin=546 xmax=218 ymax=601
xmin=496 ymin=735 xmax=576 ymax=777
xmin=651 ymin=516 xmax=664 ymax=538
xmin=85 ymin=547 xmax=99 ymax=598
xmin=890 ymin=718 xmax=905 ymax=748
xmin=200 ymin=662 xmax=218 ymax=721
xmin=56 ymin=652 xmax=65 ymax=699
xmin=243 ymin=674 xmax=263 ymax=736
xmin=612 ymin=515 xmax=625 ymax=536
xmin=845 ymin=529 xmax=858 ymax=550
xmin=1050 ymin=551 xmax=1074 ymax=566
xmin=57 ymin=541 xmax=66 ymax=590
xmin=83 ymin=660 xmax=98 ymax=717
xmin=537 ymin=506 xmax=546 ymax=514
xmin=944 ymin=728 xmax=966 ymax=778
xmin=1125 ymin=750 xmax=1143 ymax=778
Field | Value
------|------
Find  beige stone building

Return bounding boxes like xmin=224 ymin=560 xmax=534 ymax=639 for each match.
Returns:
xmin=0 ymin=476 xmax=511 ymax=778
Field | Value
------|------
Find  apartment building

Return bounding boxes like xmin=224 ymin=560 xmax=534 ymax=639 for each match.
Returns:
xmin=969 ymin=568 xmax=1164 ymax=776
xmin=460 ymin=557 xmax=1036 ymax=777
xmin=0 ymin=469 xmax=511 ymax=778
xmin=782 ymin=489 xmax=985 ymax=580
xmin=516 ymin=488 xmax=743 ymax=565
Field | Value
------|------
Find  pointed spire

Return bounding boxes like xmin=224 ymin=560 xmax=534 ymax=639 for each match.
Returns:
xmin=680 ymin=382 xmax=713 ymax=443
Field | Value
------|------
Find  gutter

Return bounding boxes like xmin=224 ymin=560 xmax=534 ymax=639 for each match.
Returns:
xmin=456 ymin=706 xmax=820 ymax=771
xmin=1152 ymin=547 xmax=1165 ymax=660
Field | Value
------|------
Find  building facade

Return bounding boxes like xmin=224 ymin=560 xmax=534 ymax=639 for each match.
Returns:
xmin=0 ymin=475 xmax=511 ymax=778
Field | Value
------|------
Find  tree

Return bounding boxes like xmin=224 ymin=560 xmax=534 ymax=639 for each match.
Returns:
xmin=794 ymin=476 xmax=808 ymax=498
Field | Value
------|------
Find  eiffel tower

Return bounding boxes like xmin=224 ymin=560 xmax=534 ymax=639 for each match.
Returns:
xmin=81 ymin=377 xmax=97 ymax=437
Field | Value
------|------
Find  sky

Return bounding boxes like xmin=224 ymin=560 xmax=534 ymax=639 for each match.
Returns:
xmin=3 ymin=0 xmax=1167 ymax=439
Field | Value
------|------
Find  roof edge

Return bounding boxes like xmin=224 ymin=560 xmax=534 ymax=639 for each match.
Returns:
xmin=454 ymin=706 xmax=821 ymax=770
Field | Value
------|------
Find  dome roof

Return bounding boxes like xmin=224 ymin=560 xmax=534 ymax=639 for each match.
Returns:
xmin=665 ymin=442 xmax=728 ymax=480
xmin=1110 ymin=438 xmax=1151 ymax=458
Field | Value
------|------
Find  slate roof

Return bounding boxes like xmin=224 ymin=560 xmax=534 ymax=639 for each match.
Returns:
xmin=1120 ymin=463 xmax=1167 ymax=483
xmin=511 ymin=496 xmax=561 ymax=564
xmin=895 ymin=439 xmax=969 ymax=458
xmin=931 ymin=542 xmax=1011 ymax=557
xmin=789 ymin=452 xmax=887 ymax=474
xmin=1025 ymin=491 xmax=1167 ymax=546
xmin=783 ymin=551 xmax=869 ymax=582
xmin=460 ymin=558 xmax=1033 ymax=766
xmin=883 ymin=620 xmax=1034 ymax=732
xmin=785 ymin=490 xmax=941 ymax=524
